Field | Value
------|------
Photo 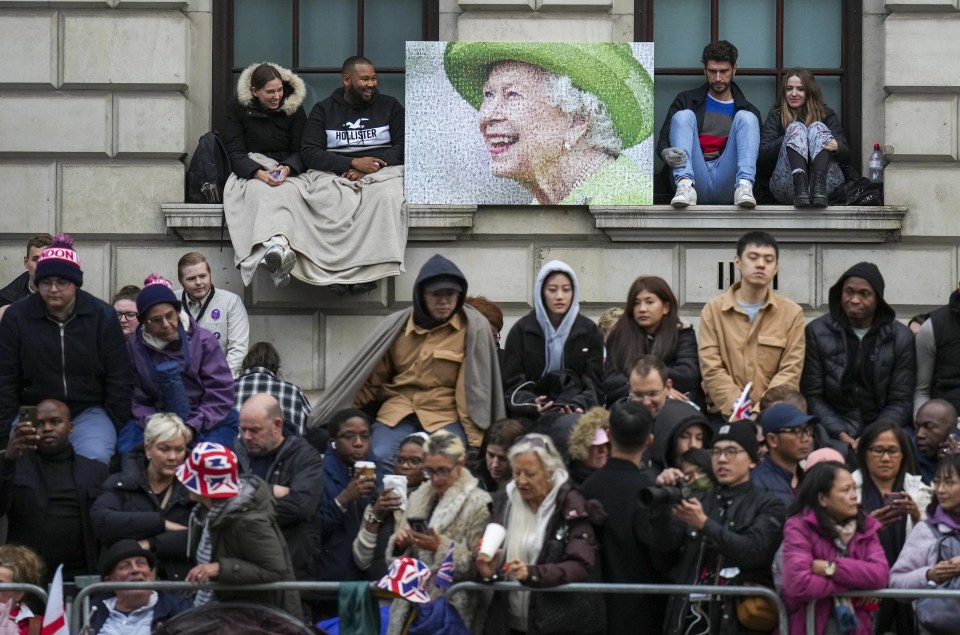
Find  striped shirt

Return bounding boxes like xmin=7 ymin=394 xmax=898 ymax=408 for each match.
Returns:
xmin=699 ymin=95 xmax=735 ymax=159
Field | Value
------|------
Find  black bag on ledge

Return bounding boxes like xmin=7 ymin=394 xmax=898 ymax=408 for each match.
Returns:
xmin=828 ymin=166 xmax=884 ymax=206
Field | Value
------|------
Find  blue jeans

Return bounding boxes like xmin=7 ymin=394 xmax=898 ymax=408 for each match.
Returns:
xmin=117 ymin=409 xmax=240 ymax=455
xmin=372 ymin=416 xmax=466 ymax=472
xmin=669 ymin=109 xmax=760 ymax=203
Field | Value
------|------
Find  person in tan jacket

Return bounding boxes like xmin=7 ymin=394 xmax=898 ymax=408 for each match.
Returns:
xmin=699 ymin=231 xmax=805 ymax=419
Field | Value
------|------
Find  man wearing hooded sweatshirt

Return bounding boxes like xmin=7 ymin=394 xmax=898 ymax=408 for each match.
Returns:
xmin=802 ymin=262 xmax=916 ymax=456
xmin=644 ymin=399 xmax=714 ymax=473
xmin=301 ymin=56 xmax=404 ymax=180
xmin=309 ymin=255 xmax=504 ymax=468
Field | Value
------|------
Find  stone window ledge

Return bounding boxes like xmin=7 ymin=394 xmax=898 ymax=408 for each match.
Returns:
xmin=162 ymin=203 xmax=907 ymax=243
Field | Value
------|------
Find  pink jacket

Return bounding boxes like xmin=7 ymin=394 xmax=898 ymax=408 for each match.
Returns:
xmin=780 ymin=509 xmax=889 ymax=635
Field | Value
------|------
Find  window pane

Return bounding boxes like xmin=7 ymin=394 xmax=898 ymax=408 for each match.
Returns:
xmin=653 ymin=0 xmax=709 ymax=68
xmin=300 ymin=74 xmax=344 ymax=113
xmin=718 ymin=0 xmax=775 ymax=68
xmin=300 ymin=0 xmax=357 ymax=68
xmin=818 ymin=76 xmax=842 ymax=118
xmin=375 ymin=73 xmax=407 ymax=107
xmin=364 ymin=0 xmax=421 ymax=68
xmin=784 ymin=0 xmax=841 ymax=68
xmin=653 ymin=75 xmax=696 ymax=169
xmin=733 ymin=75 xmax=777 ymax=122
xmin=234 ymin=0 xmax=292 ymax=68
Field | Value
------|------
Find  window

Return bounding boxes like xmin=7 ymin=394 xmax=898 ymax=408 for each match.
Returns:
xmin=212 ymin=0 xmax=439 ymax=131
xmin=635 ymin=0 xmax=862 ymax=192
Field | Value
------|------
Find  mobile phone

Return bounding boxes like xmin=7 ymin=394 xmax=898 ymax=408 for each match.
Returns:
xmin=408 ymin=517 xmax=429 ymax=534
xmin=17 ymin=406 xmax=37 ymax=424
xmin=882 ymin=492 xmax=906 ymax=512
xmin=271 ymin=169 xmax=283 ymax=179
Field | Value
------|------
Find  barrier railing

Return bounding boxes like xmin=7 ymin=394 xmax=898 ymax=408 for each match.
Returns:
xmin=69 ymin=580 xmax=341 ymax=635
xmin=448 ymin=581 xmax=790 ymax=635
xmin=804 ymin=588 xmax=960 ymax=635
xmin=0 ymin=582 xmax=48 ymax=604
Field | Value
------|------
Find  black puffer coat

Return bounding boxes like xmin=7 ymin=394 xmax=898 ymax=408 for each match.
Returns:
xmin=801 ymin=263 xmax=916 ymax=441
xmin=222 ymin=62 xmax=307 ymax=179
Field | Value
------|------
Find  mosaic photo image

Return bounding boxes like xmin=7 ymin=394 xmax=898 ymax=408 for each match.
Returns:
xmin=405 ymin=41 xmax=655 ymax=206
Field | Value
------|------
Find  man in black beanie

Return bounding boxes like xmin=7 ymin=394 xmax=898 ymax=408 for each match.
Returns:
xmin=646 ymin=421 xmax=785 ymax=634
xmin=801 ymin=262 xmax=916 ymax=458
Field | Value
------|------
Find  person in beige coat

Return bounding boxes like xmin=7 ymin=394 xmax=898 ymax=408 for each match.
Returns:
xmin=385 ymin=431 xmax=492 ymax=634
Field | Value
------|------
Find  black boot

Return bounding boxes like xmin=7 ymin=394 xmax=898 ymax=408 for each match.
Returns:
xmin=811 ymin=170 xmax=828 ymax=208
xmin=792 ymin=171 xmax=811 ymax=208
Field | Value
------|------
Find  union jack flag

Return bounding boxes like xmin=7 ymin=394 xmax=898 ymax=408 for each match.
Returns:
xmin=730 ymin=382 xmax=753 ymax=421
xmin=435 ymin=542 xmax=456 ymax=588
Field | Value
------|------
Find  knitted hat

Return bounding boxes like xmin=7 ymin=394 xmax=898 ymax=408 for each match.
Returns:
xmin=98 ymin=538 xmax=156 ymax=577
xmin=759 ymin=402 xmax=815 ymax=436
xmin=175 ymin=442 xmax=239 ymax=499
xmin=443 ymin=42 xmax=654 ymax=148
xmin=712 ymin=422 xmax=760 ymax=463
xmin=35 ymin=233 xmax=83 ymax=287
xmin=136 ymin=274 xmax=181 ymax=319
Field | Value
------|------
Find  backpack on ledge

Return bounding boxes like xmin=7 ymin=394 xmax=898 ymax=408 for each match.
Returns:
xmin=185 ymin=131 xmax=231 ymax=204
xmin=828 ymin=166 xmax=884 ymax=206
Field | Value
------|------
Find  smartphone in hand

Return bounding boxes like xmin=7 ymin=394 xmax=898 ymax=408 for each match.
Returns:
xmin=408 ymin=517 xmax=430 ymax=534
xmin=17 ymin=405 xmax=37 ymax=424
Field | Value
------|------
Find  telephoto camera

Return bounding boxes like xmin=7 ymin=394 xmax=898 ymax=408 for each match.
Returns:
xmin=639 ymin=478 xmax=693 ymax=506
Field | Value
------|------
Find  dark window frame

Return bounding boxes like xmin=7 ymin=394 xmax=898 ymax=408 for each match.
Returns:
xmin=634 ymin=0 xmax=862 ymax=173
xmin=211 ymin=0 xmax=439 ymax=133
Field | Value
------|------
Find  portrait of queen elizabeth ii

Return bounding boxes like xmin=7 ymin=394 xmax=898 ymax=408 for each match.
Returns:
xmin=405 ymin=41 xmax=655 ymax=206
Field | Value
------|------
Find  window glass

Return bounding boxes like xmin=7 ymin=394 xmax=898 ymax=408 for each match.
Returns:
xmin=234 ymin=0 xmax=292 ymax=68
xmin=300 ymin=74 xmax=345 ymax=113
xmin=653 ymin=0 xmax=709 ymax=68
xmin=731 ymin=75 xmax=777 ymax=121
xmin=784 ymin=0 xmax=842 ymax=68
xmin=364 ymin=0 xmax=422 ymax=68
xmin=300 ymin=0 xmax=357 ymax=68
xmin=718 ymin=0 xmax=776 ymax=68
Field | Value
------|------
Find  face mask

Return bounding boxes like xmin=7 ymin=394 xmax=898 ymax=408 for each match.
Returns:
xmin=688 ymin=475 xmax=713 ymax=493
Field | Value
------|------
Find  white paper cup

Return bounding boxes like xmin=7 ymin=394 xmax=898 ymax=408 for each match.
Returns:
xmin=479 ymin=522 xmax=506 ymax=560
xmin=354 ymin=460 xmax=376 ymax=479
xmin=383 ymin=474 xmax=408 ymax=510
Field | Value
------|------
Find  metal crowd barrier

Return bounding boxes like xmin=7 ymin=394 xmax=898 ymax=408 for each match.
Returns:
xmin=69 ymin=580 xmax=342 ymax=635
xmin=0 ymin=582 xmax=48 ymax=604
xmin=805 ymin=587 xmax=960 ymax=635
xmin=449 ymin=581 xmax=790 ymax=635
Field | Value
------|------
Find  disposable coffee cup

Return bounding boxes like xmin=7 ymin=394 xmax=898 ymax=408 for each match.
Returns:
xmin=355 ymin=460 xmax=376 ymax=479
xmin=383 ymin=474 xmax=408 ymax=510
xmin=478 ymin=522 xmax=506 ymax=560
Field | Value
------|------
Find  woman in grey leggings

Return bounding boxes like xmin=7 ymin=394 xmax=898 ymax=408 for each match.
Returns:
xmin=759 ymin=68 xmax=848 ymax=208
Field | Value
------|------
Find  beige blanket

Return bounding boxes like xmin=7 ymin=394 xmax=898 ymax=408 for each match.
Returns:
xmin=224 ymin=153 xmax=407 ymax=286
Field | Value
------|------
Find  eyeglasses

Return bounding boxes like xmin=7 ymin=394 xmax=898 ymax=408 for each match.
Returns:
xmin=395 ymin=456 xmax=423 ymax=467
xmin=337 ymin=432 xmax=371 ymax=443
xmin=421 ymin=466 xmax=454 ymax=480
xmin=628 ymin=389 xmax=665 ymax=402
xmin=776 ymin=426 xmax=813 ymax=439
xmin=116 ymin=311 xmax=138 ymax=321
xmin=867 ymin=446 xmax=902 ymax=458
xmin=711 ymin=446 xmax=748 ymax=460
xmin=37 ymin=278 xmax=73 ymax=290
xmin=145 ymin=312 xmax=178 ymax=328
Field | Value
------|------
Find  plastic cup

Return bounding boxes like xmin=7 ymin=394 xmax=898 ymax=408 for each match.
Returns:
xmin=383 ymin=474 xmax=408 ymax=509
xmin=479 ymin=523 xmax=506 ymax=560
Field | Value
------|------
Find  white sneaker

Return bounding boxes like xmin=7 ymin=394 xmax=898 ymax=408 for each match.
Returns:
xmin=734 ymin=180 xmax=756 ymax=208
xmin=262 ymin=244 xmax=296 ymax=276
xmin=671 ymin=179 xmax=697 ymax=208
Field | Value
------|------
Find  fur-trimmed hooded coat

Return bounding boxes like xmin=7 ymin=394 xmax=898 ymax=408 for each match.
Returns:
xmin=223 ymin=62 xmax=307 ymax=179
xmin=385 ymin=467 xmax=492 ymax=634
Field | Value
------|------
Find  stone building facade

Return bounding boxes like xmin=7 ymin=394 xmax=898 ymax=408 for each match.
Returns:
xmin=0 ymin=0 xmax=954 ymax=391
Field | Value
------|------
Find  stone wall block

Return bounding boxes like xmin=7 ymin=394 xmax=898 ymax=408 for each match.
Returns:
xmin=114 ymin=242 xmax=244 ymax=292
xmin=885 ymin=15 xmax=960 ymax=90
xmin=0 ymin=1 xmax=111 ymax=7
xmin=114 ymin=0 xmax=188 ymax=8
xmin=457 ymin=0 xmax=536 ymax=8
xmin=885 ymin=0 xmax=959 ymax=11
xmin=248 ymin=312 xmax=321 ymax=390
xmin=397 ymin=245 xmax=534 ymax=305
xmin=884 ymin=164 xmax=960 ymax=239
xmin=324 ymin=315 xmax=391 ymax=388
xmin=820 ymin=245 xmax=956 ymax=307
xmin=0 ymin=11 xmax=57 ymax=86
xmin=61 ymin=161 xmax=182 ymax=234
xmin=538 ymin=245 xmax=676 ymax=304
xmin=539 ymin=0 xmax=612 ymax=9
xmin=62 ymin=11 xmax=188 ymax=88
xmin=115 ymin=92 xmax=187 ymax=156
xmin=250 ymin=272 xmax=390 ymax=309
xmin=684 ymin=246 xmax=815 ymax=308
xmin=0 ymin=161 xmax=57 ymax=233
xmin=0 ymin=92 xmax=111 ymax=155
xmin=885 ymin=95 xmax=957 ymax=160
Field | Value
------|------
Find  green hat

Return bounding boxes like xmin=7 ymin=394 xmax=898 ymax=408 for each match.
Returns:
xmin=443 ymin=41 xmax=654 ymax=148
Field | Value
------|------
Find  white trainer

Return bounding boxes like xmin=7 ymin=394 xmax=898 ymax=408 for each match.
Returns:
xmin=734 ymin=180 xmax=756 ymax=208
xmin=671 ymin=179 xmax=697 ymax=208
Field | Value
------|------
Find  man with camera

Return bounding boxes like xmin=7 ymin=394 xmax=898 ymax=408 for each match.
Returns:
xmin=646 ymin=421 xmax=785 ymax=634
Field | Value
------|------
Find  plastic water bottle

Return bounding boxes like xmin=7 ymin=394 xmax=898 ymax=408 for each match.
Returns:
xmin=868 ymin=144 xmax=884 ymax=183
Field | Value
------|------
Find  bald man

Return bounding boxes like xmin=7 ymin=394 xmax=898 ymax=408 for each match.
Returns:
xmin=913 ymin=399 xmax=960 ymax=483
xmin=234 ymin=393 xmax=324 ymax=582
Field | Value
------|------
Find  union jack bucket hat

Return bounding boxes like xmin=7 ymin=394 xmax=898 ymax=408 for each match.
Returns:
xmin=176 ymin=442 xmax=239 ymax=499
xmin=376 ymin=556 xmax=432 ymax=604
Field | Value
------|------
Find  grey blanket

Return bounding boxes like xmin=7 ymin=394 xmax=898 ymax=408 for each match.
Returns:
xmin=224 ymin=153 xmax=407 ymax=286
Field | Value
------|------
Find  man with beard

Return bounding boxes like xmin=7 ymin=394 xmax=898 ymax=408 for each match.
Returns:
xmin=0 ymin=399 xmax=108 ymax=582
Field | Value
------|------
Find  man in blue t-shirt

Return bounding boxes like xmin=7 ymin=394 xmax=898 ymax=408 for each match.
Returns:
xmin=655 ymin=41 xmax=762 ymax=208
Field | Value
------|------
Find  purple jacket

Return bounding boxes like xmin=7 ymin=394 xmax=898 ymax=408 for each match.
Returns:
xmin=128 ymin=318 xmax=234 ymax=432
xmin=780 ymin=509 xmax=888 ymax=635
